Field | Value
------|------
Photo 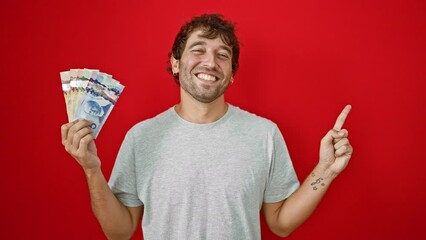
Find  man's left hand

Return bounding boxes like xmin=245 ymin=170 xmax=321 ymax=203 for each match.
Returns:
xmin=318 ymin=105 xmax=353 ymax=179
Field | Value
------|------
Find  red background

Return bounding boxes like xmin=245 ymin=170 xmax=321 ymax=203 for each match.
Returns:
xmin=1 ymin=0 xmax=425 ymax=239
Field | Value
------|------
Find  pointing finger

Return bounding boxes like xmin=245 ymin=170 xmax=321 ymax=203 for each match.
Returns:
xmin=333 ymin=105 xmax=352 ymax=131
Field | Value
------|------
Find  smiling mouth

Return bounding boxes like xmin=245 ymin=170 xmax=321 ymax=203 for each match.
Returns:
xmin=195 ymin=73 xmax=217 ymax=81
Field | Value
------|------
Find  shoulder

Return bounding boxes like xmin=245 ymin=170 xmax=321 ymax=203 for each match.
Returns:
xmin=230 ymin=105 xmax=279 ymax=133
xmin=126 ymin=107 xmax=174 ymax=138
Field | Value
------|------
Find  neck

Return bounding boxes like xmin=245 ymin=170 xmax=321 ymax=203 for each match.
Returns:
xmin=175 ymin=89 xmax=228 ymax=124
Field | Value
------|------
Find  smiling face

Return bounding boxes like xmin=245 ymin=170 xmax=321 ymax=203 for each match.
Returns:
xmin=171 ymin=29 xmax=234 ymax=104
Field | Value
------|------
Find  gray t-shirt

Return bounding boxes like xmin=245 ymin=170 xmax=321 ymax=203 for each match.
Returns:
xmin=108 ymin=104 xmax=300 ymax=240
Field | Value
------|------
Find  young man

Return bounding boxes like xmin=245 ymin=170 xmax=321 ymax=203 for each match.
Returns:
xmin=61 ymin=14 xmax=353 ymax=239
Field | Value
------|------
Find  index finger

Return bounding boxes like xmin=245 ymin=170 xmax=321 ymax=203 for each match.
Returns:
xmin=333 ymin=105 xmax=352 ymax=130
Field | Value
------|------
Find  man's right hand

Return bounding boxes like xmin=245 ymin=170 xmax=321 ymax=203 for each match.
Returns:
xmin=61 ymin=119 xmax=101 ymax=172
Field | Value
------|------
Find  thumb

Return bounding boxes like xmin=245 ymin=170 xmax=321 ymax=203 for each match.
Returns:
xmin=321 ymin=129 xmax=345 ymax=145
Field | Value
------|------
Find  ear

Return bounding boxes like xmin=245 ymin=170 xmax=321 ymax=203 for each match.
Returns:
xmin=170 ymin=55 xmax=179 ymax=74
xmin=230 ymin=76 xmax=234 ymax=83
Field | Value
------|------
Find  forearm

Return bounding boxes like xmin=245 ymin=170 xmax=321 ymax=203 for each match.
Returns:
xmin=84 ymin=168 xmax=136 ymax=240
xmin=269 ymin=106 xmax=353 ymax=237
xmin=276 ymin=164 xmax=335 ymax=235
xmin=61 ymin=120 xmax=139 ymax=239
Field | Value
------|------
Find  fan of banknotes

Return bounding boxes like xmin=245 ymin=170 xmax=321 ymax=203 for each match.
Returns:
xmin=60 ymin=69 xmax=124 ymax=138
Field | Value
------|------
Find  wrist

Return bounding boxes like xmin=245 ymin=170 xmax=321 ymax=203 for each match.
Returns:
xmin=313 ymin=163 xmax=338 ymax=182
xmin=83 ymin=166 xmax=103 ymax=179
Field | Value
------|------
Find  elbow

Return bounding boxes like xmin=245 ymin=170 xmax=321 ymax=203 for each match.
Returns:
xmin=103 ymin=226 xmax=135 ymax=240
xmin=271 ymin=226 xmax=295 ymax=238
xmin=105 ymin=233 xmax=133 ymax=240
xmin=274 ymin=231 xmax=292 ymax=238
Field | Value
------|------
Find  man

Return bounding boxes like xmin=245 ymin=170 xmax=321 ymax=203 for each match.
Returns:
xmin=61 ymin=14 xmax=353 ymax=239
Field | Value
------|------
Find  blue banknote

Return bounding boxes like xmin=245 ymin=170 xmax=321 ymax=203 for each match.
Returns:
xmin=74 ymin=71 xmax=124 ymax=138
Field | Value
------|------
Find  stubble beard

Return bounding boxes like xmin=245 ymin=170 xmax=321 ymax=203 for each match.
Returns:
xmin=179 ymin=66 xmax=231 ymax=104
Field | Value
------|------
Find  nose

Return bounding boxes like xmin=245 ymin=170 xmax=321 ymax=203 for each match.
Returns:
xmin=201 ymin=52 xmax=217 ymax=69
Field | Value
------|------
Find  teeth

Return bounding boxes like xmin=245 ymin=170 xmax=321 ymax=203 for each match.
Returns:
xmin=197 ymin=73 xmax=216 ymax=81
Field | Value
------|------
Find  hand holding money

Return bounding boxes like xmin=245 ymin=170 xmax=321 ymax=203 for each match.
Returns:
xmin=61 ymin=119 xmax=101 ymax=172
xmin=60 ymin=69 xmax=124 ymax=138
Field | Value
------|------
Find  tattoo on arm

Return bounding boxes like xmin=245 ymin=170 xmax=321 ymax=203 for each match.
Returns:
xmin=310 ymin=174 xmax=325 ymax=191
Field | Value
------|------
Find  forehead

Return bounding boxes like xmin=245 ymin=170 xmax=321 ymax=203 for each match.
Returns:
xmin=185 ymin=29 xmax=230 ymax=50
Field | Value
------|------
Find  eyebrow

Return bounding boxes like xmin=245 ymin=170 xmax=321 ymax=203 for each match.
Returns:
xmin=188 ymin=40 xmax=232 ymax=55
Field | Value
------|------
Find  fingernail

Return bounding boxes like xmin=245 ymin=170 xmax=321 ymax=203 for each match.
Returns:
xmin=339 ymin=131 xmax=345 ymax=136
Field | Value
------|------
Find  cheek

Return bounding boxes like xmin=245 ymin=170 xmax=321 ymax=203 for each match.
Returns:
xmin=187 ymin=56 xmax=202 ymax=66
xmin=180 ymin=58 xmax=197 ymax=72
xmin=219 ymin=62 xmax=233 ymax=76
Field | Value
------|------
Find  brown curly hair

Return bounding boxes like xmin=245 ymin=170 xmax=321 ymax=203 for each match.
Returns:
xmin=167 ymin=14 xmax=240 ymax=84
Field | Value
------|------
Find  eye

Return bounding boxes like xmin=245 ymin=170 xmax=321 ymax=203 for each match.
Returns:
xmin=191 ymin=48 xmax=204 ymax=54
xmin=217 ymin=53 xmax=230 ymax=60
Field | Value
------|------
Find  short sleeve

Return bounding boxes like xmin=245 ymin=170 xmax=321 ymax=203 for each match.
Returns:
xmin=263 ymin=125 xmax=300 ymax=203
xmin=108 ymin=131 xmax=144 ymax=207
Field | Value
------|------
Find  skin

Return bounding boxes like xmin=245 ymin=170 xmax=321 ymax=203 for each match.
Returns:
xmin=262 ymin=105 xmax=353 ymax=237
xmin=61 ymin=28 xmax=353 ymax=239
xmin=171 ymin=29 xmax=234 ymax=123
xmin=61 ymin=120 xmax=143 ymax=240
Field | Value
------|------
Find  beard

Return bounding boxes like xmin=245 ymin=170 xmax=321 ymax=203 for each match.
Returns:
xmin=179 ymin=65 xmax=231 ymax=103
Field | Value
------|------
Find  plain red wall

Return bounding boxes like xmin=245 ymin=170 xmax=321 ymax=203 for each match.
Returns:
xmin=1 ymin=0 xmax=425 ymax=239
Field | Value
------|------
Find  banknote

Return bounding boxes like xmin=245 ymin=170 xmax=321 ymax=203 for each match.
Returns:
xmin=60 ymin=68 xmax=124 ymax=138
xmin=74 ymin=71 xmax=124 ymax=138
xmin=68 ymin=69 xmax=80 ymax=120
xmin=60 ymin=71 xmax=72 ymax=122
xmin=70 ymin=68 xmax=99 ymax=121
